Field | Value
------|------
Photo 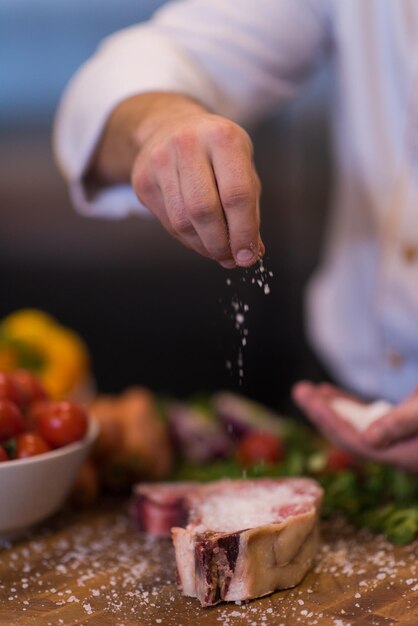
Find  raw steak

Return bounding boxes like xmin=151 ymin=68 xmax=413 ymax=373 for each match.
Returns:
xmin=132 ymin=478 xmax=323 ymax=606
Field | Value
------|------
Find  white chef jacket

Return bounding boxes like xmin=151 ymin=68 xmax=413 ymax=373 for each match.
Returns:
xmin=54 ymin=0 xmax=418 ymax=403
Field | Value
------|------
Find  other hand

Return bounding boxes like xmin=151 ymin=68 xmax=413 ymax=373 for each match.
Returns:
xmin=292 ymin=381 xmax=418 ymax=472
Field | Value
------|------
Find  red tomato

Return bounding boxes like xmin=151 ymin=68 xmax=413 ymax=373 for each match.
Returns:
xmin=0 ymin=400 xmax=24 ymax=441
xmin=0 ymin=372 xmax=24 ymax=409
xmin=26 ymin=399 xmax=51 ymax=431
xmin=36 ymin=401 xmax=88 ymax=448
xmin=324 ymin=447 xmax=358 ymax=472
xmin=0 ymin=445 xmax=9 ymax=462
xmin=15 ymin=433 xmax=51 ymax=459
xmin=237 ymin=432 xmax=284 ymax=467
xmin=11 ymin=370 xmax=48 ymax=408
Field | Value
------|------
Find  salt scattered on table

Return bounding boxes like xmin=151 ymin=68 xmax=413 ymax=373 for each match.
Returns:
xmin=1 ymin=507 xmax=418 ymax=625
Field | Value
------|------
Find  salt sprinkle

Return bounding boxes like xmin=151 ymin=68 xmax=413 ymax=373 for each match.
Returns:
xmin=224 ymin=259 xmax=273 ymax=385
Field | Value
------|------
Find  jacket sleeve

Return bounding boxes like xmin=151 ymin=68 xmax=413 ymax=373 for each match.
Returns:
xmin=53 ymin=0 xmax=331 ymax=218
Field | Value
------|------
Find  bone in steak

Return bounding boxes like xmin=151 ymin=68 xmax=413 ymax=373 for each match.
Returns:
xmin=132 ymin=478 xmax=323 ymax=606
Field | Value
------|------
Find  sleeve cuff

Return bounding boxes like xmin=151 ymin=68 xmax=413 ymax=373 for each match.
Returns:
xmin=69 ymin=181 xmax=151 ymax=220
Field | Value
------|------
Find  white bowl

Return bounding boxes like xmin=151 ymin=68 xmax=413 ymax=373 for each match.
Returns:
xmin=0 ymin=419 xmax=99 ymax=538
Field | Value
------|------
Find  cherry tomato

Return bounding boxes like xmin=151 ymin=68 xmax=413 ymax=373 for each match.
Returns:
xmin=26 ymin=399 xmax=51 ymax=431
xmin=0 ymin=445 xmax=9 ymax=462
xmin=15 ymin=432 xmax=51 ymax=459
xmin=237 ymin=432 xmax=284 ymax=467
xmin=324 ymin=447 xmax=358 ymax=472
xmin=11 ymin=370 xmax=48 ymax=408
xmin=0 ymin=400 xmax=24 ymax=441
xmin=0 ymin=372 xmax=24 ymax=409
xmin=36 ymin=401 xmax=88 ymax=448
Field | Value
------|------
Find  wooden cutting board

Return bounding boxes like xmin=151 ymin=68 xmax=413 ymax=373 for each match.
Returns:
xmin=0 ymin=499 xmax=417 ymax=626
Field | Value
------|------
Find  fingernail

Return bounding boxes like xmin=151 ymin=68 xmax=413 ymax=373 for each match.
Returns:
xmin=236 ymin=249 xmax=254 ymax=264
xmin=221 ymin=260 xmax=236 ymax=269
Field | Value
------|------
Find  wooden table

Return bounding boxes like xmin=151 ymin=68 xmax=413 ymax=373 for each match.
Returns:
xmin=1 ymin=499 xmax=418 ymax=626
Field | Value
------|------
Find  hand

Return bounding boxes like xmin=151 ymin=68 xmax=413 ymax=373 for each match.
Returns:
xmin=363 ymin=385 xmax=418 ymax=448
xmin=292 ymin=381 xmax=418 ymax=472
xmin=132 ymin=96 xmax=263 ymax=268
xmin=90 ymin=92 xmax=264 ymax=269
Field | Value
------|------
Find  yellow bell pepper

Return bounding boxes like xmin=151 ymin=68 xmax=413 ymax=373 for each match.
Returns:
xmin=0 ymin=309 xmax=90 ymax=399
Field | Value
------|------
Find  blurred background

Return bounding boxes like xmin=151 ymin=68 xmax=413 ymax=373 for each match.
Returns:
xmin=1 ymin=0 xmax=331 ymax=410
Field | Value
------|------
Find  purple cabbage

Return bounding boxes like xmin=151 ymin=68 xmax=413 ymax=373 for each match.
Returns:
xmin=166 ymin=401 xmax=232 ymax=463
xmin=212 ymin=391 xmax=284 ymax=439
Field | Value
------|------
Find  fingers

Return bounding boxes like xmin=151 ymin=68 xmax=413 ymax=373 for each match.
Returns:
xmin=209 ymin=123 xmax=262 ymax=267
xmin=292 ymin=380 xmax=368 ymax=452
xmin=292 ymin=381 xmax=332 ymax=424
xmin=364 ymin=397 xmax=418 ymax=449
xmin=132 ymin=115 xmax=262 ymax=268
xmin=292 ymin=381 xmax=354 ymax=422
xmin=132 ymin=142 xmax=212 ymax=260
xmin=175 ymin=130 xmax=236 ymax=268
xmin=369 ymin=435 xmax=418 ymax=471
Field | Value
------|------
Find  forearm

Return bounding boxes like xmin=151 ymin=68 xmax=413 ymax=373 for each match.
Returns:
xmin=86 ymin=92 xmax=210 ymax=188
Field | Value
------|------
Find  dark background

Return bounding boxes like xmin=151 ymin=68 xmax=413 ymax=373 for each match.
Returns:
xmin=1 ymin=0 xmax=331 ymax=411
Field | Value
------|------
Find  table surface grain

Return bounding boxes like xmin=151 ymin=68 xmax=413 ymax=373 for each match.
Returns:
xmin=1 ymin=499 xmax=418 ymax=626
